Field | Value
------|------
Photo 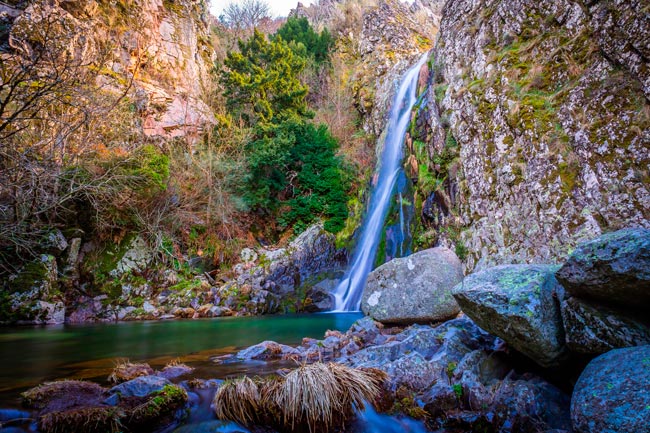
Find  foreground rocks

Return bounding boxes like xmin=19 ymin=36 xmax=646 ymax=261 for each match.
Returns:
xmin=556 ymin=228 xmax=650 ymax=309
xmin=361 ymin=247 xmax=462 ymax=324
xmin=453 ymin=229 xmax=650 ymax=365
xmin=571 ymin=346 xmax=650 ymax=433
xmin=217 ymin=316 xmax=572 ymax=432
xmin=453 ymin=264 xmax=566 ymax=367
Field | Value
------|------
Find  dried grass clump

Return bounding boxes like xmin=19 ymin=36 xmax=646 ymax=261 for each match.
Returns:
xmin=108 ymin=359 xmax=154 ymax=383
xmin=212 ymin=362 xmax=387 ymax=432
xmin=164 ymin=358 xmax=188 ymax=368
xmin=38 ymin=407 xmax=123 ymax=433
xmin=213 ymin=376 xmax=262 ymax=426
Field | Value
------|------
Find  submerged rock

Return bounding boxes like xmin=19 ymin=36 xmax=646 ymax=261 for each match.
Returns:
xmin=453 ymin=264 xmax=567 ymax=367
xmin=361 ymin=247 xmax=463 ymax=324
xmin=556 ymin=228 xmax=650 ymax=309
xmin=571 ymin=345 xmax=650 ymax=433
xmin=108 ymin=375 xmax=171 ymax=400
xmin=234 ymin=340 xmax=299 ymax=361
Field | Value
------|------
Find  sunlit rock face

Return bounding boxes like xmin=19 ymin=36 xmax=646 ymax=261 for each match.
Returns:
xmin=8 ymin=0 xmax=213 ymax=141
xmin=421 ymin=0 xmax=649 ymax=271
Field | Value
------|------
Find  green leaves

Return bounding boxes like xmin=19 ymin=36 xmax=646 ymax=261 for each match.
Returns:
xmin=220 ymin=30 xmax=347 ymax=234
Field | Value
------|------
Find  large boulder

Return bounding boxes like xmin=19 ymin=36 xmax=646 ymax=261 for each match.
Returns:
xmin=453 ymin=264 xmax=566 ymax=367
xmin=560 ymin=296 xmax=650 ymax=354
xmin=360 ymin=247 xmax=463 ymax=325
xmin=571 ymin=345 xmax=650 ymax=433
xmin=556 ymin=228 xmax=650 ymax=309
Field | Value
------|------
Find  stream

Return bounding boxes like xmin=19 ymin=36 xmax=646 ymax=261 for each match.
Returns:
xmin=0 ymin=314 xmax=430 ymax=432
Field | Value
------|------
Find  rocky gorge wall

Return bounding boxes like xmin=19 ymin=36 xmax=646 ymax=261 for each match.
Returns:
xmin=418 ymin=0 xmax=650 ymax=271
xmin=5 ymin=0 xmax=213 ymax=140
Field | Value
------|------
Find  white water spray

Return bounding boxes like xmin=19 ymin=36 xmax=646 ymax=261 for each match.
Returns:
xmin=332 ymin=52 xmax=429 ymax=311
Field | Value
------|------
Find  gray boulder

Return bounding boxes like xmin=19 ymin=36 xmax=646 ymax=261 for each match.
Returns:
xmin=108 ymin=375 xmax=171 ymax=399
xmin=361 ymin=247 xmax=463 ymax=324
xmin=556 ymin=228 xmax=650 ymax=309
xmin=571 ymin=345 xmax=650 ymax=433
xmin=561 ymin=296 xmax=650 ymax=354
xmin=453 ymin=264 xmax=566 ymax=367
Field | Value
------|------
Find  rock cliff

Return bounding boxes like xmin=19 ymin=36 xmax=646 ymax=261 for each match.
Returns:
xmin=5 ymin=0 xmax=213 ymax=140
xmin=418 ymin=0 xmax=649 ymax=270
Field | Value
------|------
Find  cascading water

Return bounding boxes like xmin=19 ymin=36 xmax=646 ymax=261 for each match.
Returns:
xmin=332 ymin=52 xmax=429 ymax=311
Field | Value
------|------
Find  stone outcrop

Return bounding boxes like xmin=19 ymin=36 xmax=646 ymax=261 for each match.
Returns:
xmin=7 ymin=0 xmax=213 ymax=141
xmin=227 ymin=223 xmax=347 ymax=312
xmin=560 ymin=296 xmax=650 ymax=354
xmin=556 ymin=228 xmax=650 ymax=309
xmin=420 ymin=0 xmax=649 ymax=271
xmin=452 ymin=264 xmax=567 ymax=367
xmin=361 ymin=247 xmax=462 ymax=324
xmin=571 ymin=345 xmax=650 ymax=433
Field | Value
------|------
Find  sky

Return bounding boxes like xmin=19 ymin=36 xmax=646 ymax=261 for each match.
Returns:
xmin=209 ymin=0 xmax=317 ymax=18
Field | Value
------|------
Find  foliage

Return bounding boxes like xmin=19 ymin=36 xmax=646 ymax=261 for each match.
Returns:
xmin=243 ymin=120 xmax=349 ymax=233
xmin=273 ymin=17 xmax=334 ymax=64
xmin=221 ymin=29 xmax=312 ymax=126
xmin=221 ymin=30 xmax=349 ymax=235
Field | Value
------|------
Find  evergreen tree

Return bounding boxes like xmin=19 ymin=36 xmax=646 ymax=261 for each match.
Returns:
xmin=221 ymin=30 xmax=312 ymax=127
xmin=273 ymin=17 xmax=334 ymax=64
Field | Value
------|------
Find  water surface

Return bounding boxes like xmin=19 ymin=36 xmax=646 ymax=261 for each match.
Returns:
xmin=0 ymin=313 xmax=361 ymax=405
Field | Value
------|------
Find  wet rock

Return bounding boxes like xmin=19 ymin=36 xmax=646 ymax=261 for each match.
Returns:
xmin=428 ymin=0 xmax=650 ymax=273
xmin=560 ymin=296 xmax=650 ymax=354
xmin=107 ymin=376 xmax=171 ymax=400
xmin=571 ymin=345 xmax=650 ymax=433
xmin=233 ymin=223 xmax=346 ymax=299
xmin=235 ymin=341 xmax=299 ymax=361
xmin=361 ymin=247 xmax=463 ymax=324
xmin=157 ymin=364 xmax=194 ymax=380
xmin=303 ymin=279 xmax=336 ymax=312
xmin=556 ymin=228 xmax=650 ymax=309
xmin=491 ymin=374 xmax=571 ymax=431
xmin=453 ymin=265 xmax=567 ymax=367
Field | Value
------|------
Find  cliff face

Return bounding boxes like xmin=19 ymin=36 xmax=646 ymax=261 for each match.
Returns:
xmin=7 ymin=0 xmax=213 ymax=139
xmin=421 ymin=0 xmax=650 ymax=271
xmin=351 ymin=0 xmax=436 ymax=136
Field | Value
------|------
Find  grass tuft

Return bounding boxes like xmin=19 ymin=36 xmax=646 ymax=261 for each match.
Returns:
xmin=108 ymin=359 xmax=154 ymax=383
xmin=38 ymin=407 xmax=123 ymax=433
xmin=212 ymin=362 xmax=387 ymax=432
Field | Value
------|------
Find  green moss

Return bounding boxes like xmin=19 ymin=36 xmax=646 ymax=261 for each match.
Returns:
xmin=163 ymin=0 xmax=184 ymax=14
xmin=127 ymin=384 xmax=188 ymax=428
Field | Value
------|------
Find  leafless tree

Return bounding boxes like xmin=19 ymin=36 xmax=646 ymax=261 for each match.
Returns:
xmin=220 ymin=0 xmax=271 ymax=37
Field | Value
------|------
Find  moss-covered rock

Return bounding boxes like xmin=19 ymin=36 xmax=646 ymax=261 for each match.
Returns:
xmin=555 ymin=228 xmax=650 ymax=309
xmin=571 ymin=345 xmax=650 ymax=433
xmin=452 ymin=264 xmax=567 ymax=367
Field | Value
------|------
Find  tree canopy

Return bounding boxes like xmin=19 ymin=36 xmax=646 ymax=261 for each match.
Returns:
xmin=221 ymin=29 xmax=312 ymax=127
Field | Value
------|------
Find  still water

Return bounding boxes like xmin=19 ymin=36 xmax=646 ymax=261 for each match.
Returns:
xmin=0 ymin=313 xmax=361 ymax=404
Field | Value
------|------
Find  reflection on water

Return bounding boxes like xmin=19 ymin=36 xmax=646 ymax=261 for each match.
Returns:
xmin=0 ymin=313 xmax=361 ymax=404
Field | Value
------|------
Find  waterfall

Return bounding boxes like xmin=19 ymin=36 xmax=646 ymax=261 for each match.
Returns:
xmin=332 ymin=52 xmax=429 ymax=312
